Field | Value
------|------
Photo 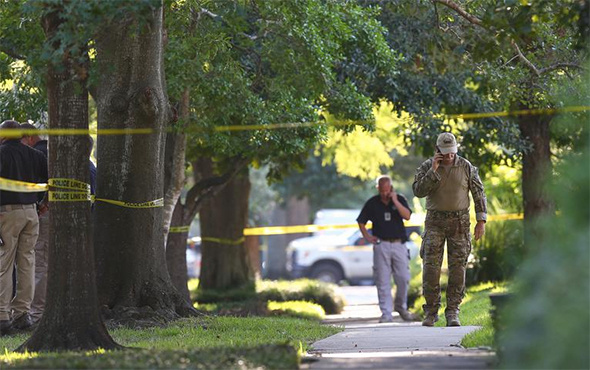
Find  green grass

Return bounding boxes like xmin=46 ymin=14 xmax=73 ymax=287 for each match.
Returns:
xmin=411 ymin=281 xmax=510 ymax=348
xmin=0 ymin=316 xmax=342 ymax=368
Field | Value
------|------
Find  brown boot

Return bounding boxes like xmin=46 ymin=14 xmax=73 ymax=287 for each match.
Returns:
xmin=446 ymin=314 xmax=461 ymax=327
xmin=12 ymin=313 xmax=33 ymax=331
xmin=396 ymin=310 xmax=420 ymax=322
xmin=0 ymin=320 xmax=13 ymax=336
xmin=422 ymin=314 xmax=439 ymax=327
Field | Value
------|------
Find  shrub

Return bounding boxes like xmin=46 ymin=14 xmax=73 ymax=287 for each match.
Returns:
xmin=257 ymin=279 xmax=345 ymax=314
xmin=466 ymin=216 xmax=524 ymax=285
xmin=267 ymin=301 xmax=325 ymax=320
xmin=189 ymin=279 xmax=346 ymax=315
xmin=498 ymin=144 xmax=589 ymax=369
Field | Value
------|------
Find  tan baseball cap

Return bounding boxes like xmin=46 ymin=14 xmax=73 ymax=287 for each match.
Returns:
xmin=436 ymin=132 xmax=458 ymax=154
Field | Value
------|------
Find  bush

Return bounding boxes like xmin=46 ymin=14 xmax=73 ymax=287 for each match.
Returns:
xmin=189 ymin=279 xmax=346 ymax=315
xmin=467 ymin=163 xmax=525 ymax=286
xmin=466 ymin=216 xmax=524 ymax=285
xmin=257 ymin=279 xmax=345 ymax=315
xmin=498 ymin=144 xmax=589 ymax=368
xmin=267 ymin=301 xmax=325 ymax=320
xmin=193 ymin=281 xmax=257 ymax=303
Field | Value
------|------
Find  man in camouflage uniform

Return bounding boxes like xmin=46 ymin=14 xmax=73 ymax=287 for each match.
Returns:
xmin=412 ymin=133 xmax=487 ymax=327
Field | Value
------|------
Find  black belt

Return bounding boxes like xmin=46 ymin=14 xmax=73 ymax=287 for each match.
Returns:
xmin=378 ymin=238 xmax=402 ymax=243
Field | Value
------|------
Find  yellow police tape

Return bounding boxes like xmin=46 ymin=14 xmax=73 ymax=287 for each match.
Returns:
xmin=1 ymin=128 xmax=155 ymax=138
xmin=49 ymin=178 xmax=91 ymax=192
xmin=242 ymin=213 xmax=524 ymax=236
xmin=93 ymin=197 xmax=164 ymax=208
xmin=170 ymin=212 xmax=525 ymax=236
xmin=0 ymin=177 xmax=164 ymax=207
xmin=1 ymin=106 xmax=588 ymax=137
xmin=0 ymin=175 xmax=527 ymax=225
xmin=169 ymin=226 xmax=191 ymax=233
xmin=447 ymin=105 xmax=589 ymax=120
xmin=201 ymin=236 xmax=245 ymax=245
xmin=49 ymin=191 xmax=92 ymax=202
xmin=0 ymin=177 xmax=47 ymax=192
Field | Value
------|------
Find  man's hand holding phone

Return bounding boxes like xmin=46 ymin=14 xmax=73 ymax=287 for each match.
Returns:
xmin=432 ymin=147 xmax=444 ymax=172
xmin=389 ymin=187 xmax=397 ymax=202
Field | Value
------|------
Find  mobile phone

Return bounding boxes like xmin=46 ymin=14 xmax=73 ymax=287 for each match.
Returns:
xmin=436 ymin=146 xmax=441 ymax=154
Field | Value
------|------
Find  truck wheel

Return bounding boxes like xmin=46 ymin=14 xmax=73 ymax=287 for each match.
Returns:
xmin=310 ymin=262 xmax=344 ymax=284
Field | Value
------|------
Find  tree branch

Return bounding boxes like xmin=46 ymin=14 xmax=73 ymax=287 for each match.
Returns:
xmin=539 ymin=62 xmax=585 ymax=75
xmin=511 ymin=40 xmax=540 ymax=76
xmin=197 ymin=7 xmax=258 ymax=40
xmin=432 ymin=0 xmax=483 ymax=27
xmin=0 ymin=39 xmax=26 ymax=60
xmin=433 ymin=0 xmax=545 ymax=77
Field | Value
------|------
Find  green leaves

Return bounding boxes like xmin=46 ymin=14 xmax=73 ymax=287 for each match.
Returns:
xmin=166 ymin=0 xmax=397 ymax=180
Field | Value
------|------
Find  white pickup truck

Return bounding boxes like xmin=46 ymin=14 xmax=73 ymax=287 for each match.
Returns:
xmin=286 ymin=227 xmax=420 ymax=284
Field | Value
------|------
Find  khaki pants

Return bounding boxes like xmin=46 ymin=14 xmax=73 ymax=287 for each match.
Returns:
xmin=30 ymin=211 xmax=49 ymax=321
xmin=420 ymin=210 xmax=471 ymax=317
xmin=0 ymin=204 xmax=39 ymax=321
xmin=373 ymin=241 xmax=410 ymax=317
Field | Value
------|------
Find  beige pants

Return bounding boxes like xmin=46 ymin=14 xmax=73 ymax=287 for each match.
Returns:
xmin=373 ymin=241 xmax=410 ymax=317
xmin=0 ymin=204 xmax=39 ymax=321
xmin=30 ymin=211 xmax=49 ymax=321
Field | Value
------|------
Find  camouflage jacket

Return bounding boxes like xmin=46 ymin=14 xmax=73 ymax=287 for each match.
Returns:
xmin=412 ymin=155 xmax=487 ymax=222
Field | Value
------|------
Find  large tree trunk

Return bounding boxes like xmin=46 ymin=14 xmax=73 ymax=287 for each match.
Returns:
xmin=199 ymin=167 xmax=254 ymax=291
xmin=518 ymin=109 xmax=554 ymax=247
xmin=19 ymin=10 xmax=119 ymax=351
xmin=93 ymin=3 xmax=193 ymax=323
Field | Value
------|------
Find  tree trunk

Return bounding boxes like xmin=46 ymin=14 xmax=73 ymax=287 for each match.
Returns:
xmin=199 ymin=168 xmax=254 ymax=291
xmin=19 ymin=10 xmax=119 ymax=352
xmin=166 ymin=156 xmax=250 ymax=297
xmin=518 ymin=110 xmax=554 ymax=247
xmin=166 ymin=201 xmax=190 ymax=301
xmin=93 ymin=3 xmax=194 ymax=323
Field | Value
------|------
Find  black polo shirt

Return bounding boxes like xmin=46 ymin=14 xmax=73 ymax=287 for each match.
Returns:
xmin=357 ymin=194 xmax=412 ymax=241
xmin=33 ymin=140 xmax=48 ymax=157
xmin=0 ymin=139 xmax=48 ymax=206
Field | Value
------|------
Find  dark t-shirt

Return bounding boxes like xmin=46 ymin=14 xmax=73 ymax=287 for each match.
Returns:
xmin=0 ymin=140 xmax=48 ymax=205
xmin=33 ymin=140 xmax=48 ymax=157
xmin=356 ymin=194 xmax=412 ymax=241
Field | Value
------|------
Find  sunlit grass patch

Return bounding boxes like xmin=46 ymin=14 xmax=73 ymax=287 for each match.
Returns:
xmin=0 ymin=349 xmax=38 ymax=365
xmin=0 ymin=316 xmax=341 ymax=369
xmin=267 ymin=300 xmax=325 ymax=320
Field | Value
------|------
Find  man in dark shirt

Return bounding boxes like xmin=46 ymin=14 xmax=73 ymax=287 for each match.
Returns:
xmin=357 ymin=175 xmax=418 ymax=323
xmin=0 ymin=120 xmax=48 ymax=334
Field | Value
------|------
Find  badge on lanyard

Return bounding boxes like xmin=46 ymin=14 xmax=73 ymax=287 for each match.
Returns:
xmin=384 ymin=212 xmax=391 ymax=221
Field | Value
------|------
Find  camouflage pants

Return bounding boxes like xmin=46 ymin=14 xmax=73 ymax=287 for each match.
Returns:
xmin=420 ymin=209 xmax=471 ymax=317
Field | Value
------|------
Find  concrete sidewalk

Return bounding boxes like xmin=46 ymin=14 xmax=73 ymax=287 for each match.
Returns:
xmin=304 ymin=304 xmax=496 ymax=369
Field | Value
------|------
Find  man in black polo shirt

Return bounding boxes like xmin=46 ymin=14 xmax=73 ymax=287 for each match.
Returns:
xmin=357 ymin=175 xmax=418 ymax=323
xmin=0 ymin=120 xmax=48 ymax=335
